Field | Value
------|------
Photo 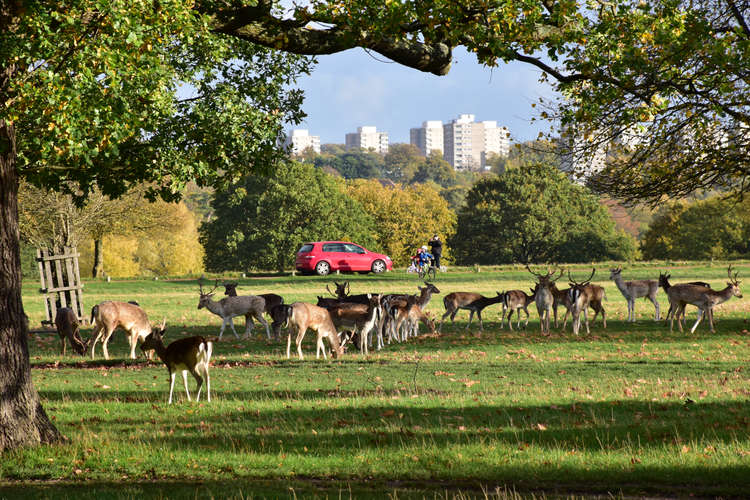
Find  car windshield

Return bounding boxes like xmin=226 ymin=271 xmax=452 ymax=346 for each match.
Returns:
xmin=297 ymin=244 xmax=314 ymax=253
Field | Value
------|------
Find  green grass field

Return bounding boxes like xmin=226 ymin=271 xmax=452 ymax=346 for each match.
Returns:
xmin=3 ymin=262 xmax=750 ymax=498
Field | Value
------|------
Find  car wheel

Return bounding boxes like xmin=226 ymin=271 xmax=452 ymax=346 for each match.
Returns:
xmin=315 ymin=261 xmax=331 ymax=276
xmin=371 ymin=259 xmax=386 ymax=274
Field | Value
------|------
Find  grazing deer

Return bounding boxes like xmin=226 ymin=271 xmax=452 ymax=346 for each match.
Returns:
xmin=663 ymin=266 xmax=742 ymax=333
xmin=439 ymin=291 xmax=504 ymax=332
xmin=501 ymin=289 xmax=536 ymax=330
xmin=55 ymin=307 xmax=87 ymax=356
xmin=609 ymin=267 xmax=660 ymax=321
xmin=198 ymin=281 xmax=270 ymax=340
xmin=526 ymin=265 xmax=563 ymax=335
xmin=567 ymin=269 xmax=607 ymax=335
xmin=89 ymin=301 xmax=158 ymax=360
xmin=286 ymin=302 xmax=344 ymax=360
xmin=327 ymin=294 xmax=382 ymax=355
xmin=140 ymin=327 xmax=212 ymax=404
xmin=548 ymin=282 xmax=573 ymax=330
xmin=223 ymin=282 xmax=284 ymax=314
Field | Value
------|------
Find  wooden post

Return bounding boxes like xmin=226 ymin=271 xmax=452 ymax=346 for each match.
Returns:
xmin=36 ymin=247 xmax=85 ymax=327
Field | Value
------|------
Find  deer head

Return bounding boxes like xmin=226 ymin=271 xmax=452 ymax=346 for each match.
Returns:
xmin=223 ymin=281 xmax=239 ymax=296
xmin=727 ymin=265 xmax=742 ymax=297
xmin=198 ymin=279 xmax=219 ymax=309
xmin=526 ymin=264 xmax=562 ymax=287
xmin=609 ymin=267 xmax=622 ymax=280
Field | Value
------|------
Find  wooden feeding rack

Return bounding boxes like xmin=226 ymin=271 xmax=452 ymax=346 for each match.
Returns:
xmin=37 ymin=247 xmax=86 ymax=327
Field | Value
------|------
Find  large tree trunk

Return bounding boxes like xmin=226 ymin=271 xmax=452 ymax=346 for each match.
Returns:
xmin=92 ymin=238 xmax=103 ymax=278
xmin=0 ymin=119 xmax=64 ymax=451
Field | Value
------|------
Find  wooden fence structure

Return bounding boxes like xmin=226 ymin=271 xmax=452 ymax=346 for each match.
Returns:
xmin=37 ymin=247 xmax=86 ymax=327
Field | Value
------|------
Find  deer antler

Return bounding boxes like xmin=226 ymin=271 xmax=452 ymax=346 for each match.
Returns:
xmin=345 ymin=281 xmax=351 ymax=297
xmin=728 ymin=265 xmax=741 ymax=285
xmin=326 ymin=284 xmax=337 ymax=297
xmin=552 ymin=267 xmax=563 ymax=282
xmin=525 ymin=263 xmax=542 ymax=278
xmin=569 ymin=268 xmax=596 ymax=286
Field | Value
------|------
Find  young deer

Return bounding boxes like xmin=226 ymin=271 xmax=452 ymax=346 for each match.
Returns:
xmin=286 ymin=302 xmax=344 ymax=360
xmin=55 ymin=307 xmax=87 ymax=356
xmin=89 ymin=301 xmax=157 ymax=360
xmin=327 ymin=294 xmax=382 ymax=355
xmin=390 ymin=294 xmax=436 ymax=341
xmin=609 ymin=267 xmax=660 ymax=321
xmin=501 ymin=289 xmax=536 ymax=330
xmin=526 ymin=265 xmax=563 ymax=335
xmin=223 ymin=282 xmax=284 ymax=315
xmin=198 ymin=281 xmax=270 ymax=340
xmin=140 ymin=327 xmax=213 ymax=404
xmin=439 ymin=292 xmax=504 ymax=332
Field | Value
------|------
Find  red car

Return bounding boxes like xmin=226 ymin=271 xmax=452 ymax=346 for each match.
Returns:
xmin=296 ymin=241 xmax=393 ymax=276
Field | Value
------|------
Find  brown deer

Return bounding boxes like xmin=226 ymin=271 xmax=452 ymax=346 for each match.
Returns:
xmin=526 ymin=265 xmax=563 ymax=335
xmin=286 ymin=302 xmax=344 ymax=360
xmin=55 ymin=307 xmax=87 ymax=356
xmin=326 ymin=294 xmax=382 ymax=355
xmin=609 ymin=267 xmax=660 ymax=321
xmin=198 ymin=281 xmax=270 ymax=340
xmin=140 ymin=327 xmax=212 ymax=404
xmin=439 ymin=291 xmax=505 ymax=332
xmin=548 ymin=282 xmax=573 ymax=330
xmin=501 ymin=289 xmax=536 ymax=330
xmin=223 ymin=281 xmax=284 ymax=315
xmin=89 ymin=301 xmax=158 ymax=360
xmin=658 ymin=272 xmax=712 ymax=325
xmin=567 ymin=269 xmax=607 ymax=335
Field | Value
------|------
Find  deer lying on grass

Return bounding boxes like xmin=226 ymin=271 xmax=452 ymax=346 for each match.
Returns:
xmin=327 ymin=294 xmax=382 ymax=355
xmin=439 ymin=291 xmax=504 ymax=332
xmin=140 ymin=326 xmax=212 ymax=404
xmin=89 ymin=301 xmax=158 ymax=360
xmin=501 ymin=289 xmax=535 ymax=330
xmin=198 ymin=281 xmax=270 ymax=340
xmin=526 ymin=265 xmax=563 ymax=335
xmin=567 ymin=269 xmax=607 ymax=335
xmin=286 ymin=302 xmax=344 ymax=360
xmin=609 ymin=267 xmax=660 ymax=321
xmin=662 ymin=267 xmax=742 ymax=333
xmin=223 ymin=282 xmax=284 ymax=314
xmin=55 ymin=307 xmax=87 ymax=356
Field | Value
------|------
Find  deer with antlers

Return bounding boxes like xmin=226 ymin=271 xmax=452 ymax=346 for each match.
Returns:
xmin=567 ymin=269 xmax=607 ymax=336
xmin=526 ymin=265 xmax=563 ymax=335
xmin=55 ymin=307 xmax=88 ymax=356
xmin=662 ymin=266 xmax=742 ymax=333
xmin=609 ymin=267 xmax=660 ymax=322
xmin=326 ymin=294 xmax=382 ymax=355
xmin=658 ymin=272 xmax=712 ymax=326
xmin=198 ymin=280 xmax=270 ymax=340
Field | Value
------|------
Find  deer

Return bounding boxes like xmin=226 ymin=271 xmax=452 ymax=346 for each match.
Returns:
xmin=609 ymin=267 xmax=660 ymax=322
xmin=54 ymin=307 xmax=87 ymax=356
xmin=381 ymin=283 xmax=440 ymax=342
xmin=549 ymin=282 xmax=573 ymax=330
xmin=658 ymin=272 xmax=712 ymax=325
xmin=662 ymin=266 xmax=742 ymax=333
xmin=89 ymin=301 xmax=159 ymax=360
xmin=198 ymin=281 xmax=270 ymax=340
xmin=326 ymin=294 xmax=382 ymax=355
xmin=286 ymin=302 xmax=344 ymax=360
xmin=140 ymin=326 xmax=212 ymax=404
xmin=223 ymin=281 xmax=284 ymax=315
xmin=501 ymin=289 xmax=536 ymax=330
xmin=526 ymin=265 xmax=563 ymax=335
xmin=392 ymin=295 xmax=436 ymax=340
xmin=438 ymin=291 xmax=505 ymax=332
xmin=567 ymin=269 xmax=607 ymax=335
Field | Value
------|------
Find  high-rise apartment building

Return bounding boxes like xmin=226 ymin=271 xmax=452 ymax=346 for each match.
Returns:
xmin=481 ymin=121 xmax=511 ymax=161
xmin=345 ymin=126 xmax=389 ymax=154
xmin=409 ymin=120 xmax=444 ymax=156
xmin=442 ymin=115 xmax=510 ymax=170
xmin=283 ymin=129 xmax=321 ymax=155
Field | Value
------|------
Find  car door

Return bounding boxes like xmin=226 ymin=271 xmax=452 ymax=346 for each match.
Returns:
xmin=322 ymin=242 xmax=346 ymax=271
xmin=342 ymin=243 xmax=369 ymax=271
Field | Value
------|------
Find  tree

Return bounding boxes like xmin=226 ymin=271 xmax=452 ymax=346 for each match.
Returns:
xmin=346 ymin=179 xmax=456 ymax=265
xmin=450 ymin=164 xmax=636 ymax=265
xmin=411 ymin=151 xmax=456 ymax=187
xmin=1 ymin=2 xmax=310 ymax=451
xmin=314 ymin=149 xmax=385 ymax=179
xmin=383 ymin=144 xmax=423 ymax=182
xmin=641 ymin=197 xmax=750 ymax=260
xmin=200 ymin=161 xmax=377 ymax=272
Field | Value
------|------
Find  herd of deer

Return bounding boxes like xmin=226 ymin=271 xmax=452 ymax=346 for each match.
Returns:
xmin=52 ymin=265 xmax=742 ymax=403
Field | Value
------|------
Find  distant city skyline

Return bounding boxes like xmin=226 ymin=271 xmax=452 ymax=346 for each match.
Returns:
xmin=294 ymin=46 xmax=557 ymax=145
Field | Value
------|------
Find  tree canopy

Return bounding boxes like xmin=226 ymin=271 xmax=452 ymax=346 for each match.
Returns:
xmin=450 ymin=163 xmax=636 ymax=265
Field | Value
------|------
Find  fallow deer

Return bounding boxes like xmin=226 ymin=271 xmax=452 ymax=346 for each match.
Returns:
xmin=526 ymin=265 xmax=563 ymax=335
xmin=55 ymin=307 xmax=87 ymax=356
xmin=567 ymin=269 xmax=607 ymax=335
xmin=286 ymin=302 xmax=344 ymax=360
xmin=439 ymin=291 xmax=505 ymax=332
xmin=89 ymin=301 xmax=158 ymax=360
xmin=198 ymin=281 xmax=270 ymax=340
xmin=223 ymin=282 xmax=284 ymax=315
xmin=140 ymin=327 xmax=212 ymax=404
xmin=326 ymin=294 xmax=382 ymax=355
xmin=501 ymin=289 xmax=536 ymax=330
xmin=549 ymin=282 xmax=573 ymax=330
xmin=609 ymin=267 xmax=660 ymax=321
xmin=658 ymin=272 xmax=712 ymax=325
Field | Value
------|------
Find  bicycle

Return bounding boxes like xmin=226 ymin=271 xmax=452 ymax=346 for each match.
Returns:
xmin=416 ymin=258 xmax=437 ymax=281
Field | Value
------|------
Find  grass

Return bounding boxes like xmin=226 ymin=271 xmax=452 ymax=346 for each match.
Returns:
xmin=4 ymin=262 xmax=750 ymax=498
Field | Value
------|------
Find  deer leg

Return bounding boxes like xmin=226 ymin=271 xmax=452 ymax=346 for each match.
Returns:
xmin=553 ymin=304 xmax=559 ymax=329
xmin=649 ymin=295 xmax=660 ymax=321
xmin=316 ymin=332 xmax=327 ymax=360
xmin=182 ymin=370 xmax=192 ymax=401
xmin=129 ymin=333 xmax=139 ymax=360
xmin=101 ymin=327 xmax=117 ymax=360
xmin=584 ymin=307 xmax=590 ymax=334
xmin=256 ymin=312 xmax=270 ymax=340
xmin=507 ymin=310 xmax=514 ymax=331
xmin=562 ymin=308 xmax=570 ymax=331
xmin=466 ymin=310 xmax=474 ymax=330
xmin=523 ymin=307 xmax=529 ymax=329
xmin=205 ymin=364 xmax=211 ymax=402
xmin=296 ymin=327 xmax=306 ymax=360
xmin=286 ymin=332 xmax=292 ymax=359
xmin=477 ymin=310 xmax=484 ymax=331
xmin=191 ymin=368 xmax=203 ymax=401
xmin=690 ymin=308 xmax=704 ymax=334
xmin=168 ymin=371 xmax=177 ymax=404
xmin=60 ymin=334 xmax=66 ymax=356
xmin=89 ymin=324 xmax=104 ymax=359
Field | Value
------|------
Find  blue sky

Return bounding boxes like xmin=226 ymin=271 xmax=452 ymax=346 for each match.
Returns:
xmin=294 ymin=46 xmax=559 ymax=145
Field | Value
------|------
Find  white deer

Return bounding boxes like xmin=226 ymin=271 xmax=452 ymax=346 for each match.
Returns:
xmin=198 ymin=281 xmax=270 ymax=340
xmin=609 ymin=267 xmax=660 ymax=321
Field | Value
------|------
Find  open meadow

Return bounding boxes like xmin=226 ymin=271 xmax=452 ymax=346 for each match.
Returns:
xmin=3 ymin=262 xmax=750 ymax=498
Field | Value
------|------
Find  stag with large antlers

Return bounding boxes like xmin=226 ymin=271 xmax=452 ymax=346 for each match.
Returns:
xmin=609 ymin=267 xmax=660 ymax=322
xmin=658 ymin=272 xmax=712 ymax=326
xmin=526 ymin=265 xmax=563 ymax=335
xmin=567 ymin=269 xmax=600 ymax=335
xmin=198 ymin=280 xmax=270 ymax=340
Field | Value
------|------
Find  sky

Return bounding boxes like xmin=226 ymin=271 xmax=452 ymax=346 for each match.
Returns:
xmin=293 ymin=46 xmax=559 ymax=145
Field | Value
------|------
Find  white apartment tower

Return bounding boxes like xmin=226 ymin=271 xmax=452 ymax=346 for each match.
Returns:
xmin=481 ymin=121 xmax=511 ymax=166
xmin=442 ymin=114 xmax=510 ymax=170
xmin=345 ymin=126 xmax=389 ymax=154
xmin=284 ymin=129 xmax=321 ymax=155
xmin=410 ymin=121 xmax=444 ymax=156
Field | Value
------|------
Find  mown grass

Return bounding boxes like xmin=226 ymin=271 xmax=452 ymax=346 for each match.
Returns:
xmin=4 ymin=262 xmax=750 ymax=497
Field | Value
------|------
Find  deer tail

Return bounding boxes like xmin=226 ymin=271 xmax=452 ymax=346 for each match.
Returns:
xmin=90 ymin=305 xmax=98 ymax=325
